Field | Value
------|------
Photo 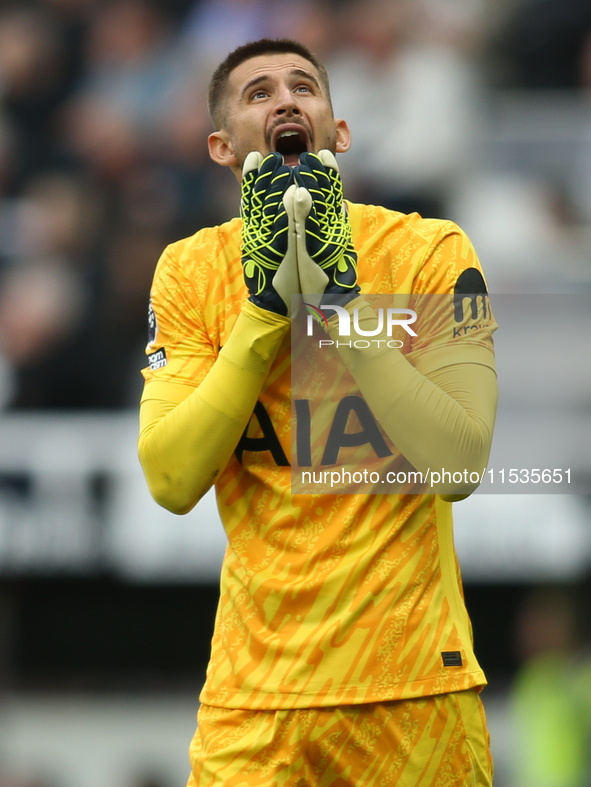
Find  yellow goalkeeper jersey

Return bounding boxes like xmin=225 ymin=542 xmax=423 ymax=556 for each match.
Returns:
xmin=142 ymin=203 xmax=494 ymax=710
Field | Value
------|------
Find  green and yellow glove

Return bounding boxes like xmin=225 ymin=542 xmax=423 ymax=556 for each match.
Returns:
xmin=291 ymin=150 xmax=359 ymax=305
xmin=240 ymin=151 xmax=300 ymax=316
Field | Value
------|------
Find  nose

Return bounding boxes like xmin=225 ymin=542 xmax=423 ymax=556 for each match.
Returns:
xmin=274 ymin=85 xmax=301 ymax=117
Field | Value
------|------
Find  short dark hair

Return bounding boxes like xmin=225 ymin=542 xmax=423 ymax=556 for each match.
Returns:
xmin=208 ymin=38 xmax=332 ymax=130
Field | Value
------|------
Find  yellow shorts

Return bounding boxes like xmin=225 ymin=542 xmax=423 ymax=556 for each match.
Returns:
xmin=186 ymin=690 xmax=493 ymax=787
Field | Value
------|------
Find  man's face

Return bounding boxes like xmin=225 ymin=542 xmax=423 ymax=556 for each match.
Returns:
xmin=208 ymin=53 xmax=350 ymax=177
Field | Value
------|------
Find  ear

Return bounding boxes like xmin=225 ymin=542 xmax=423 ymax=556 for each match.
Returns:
xmin=334 ymin=119 xmax=351 ymax=154
xmin=208 ymin=130 xmax=238 ymax=169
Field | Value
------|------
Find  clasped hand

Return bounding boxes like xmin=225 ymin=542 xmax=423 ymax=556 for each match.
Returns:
xmin=240 ymin=150 xmax=360 ymax=316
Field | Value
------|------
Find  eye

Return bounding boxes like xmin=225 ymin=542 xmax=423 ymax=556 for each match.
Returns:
xmin=295 ymin=84 xmax=313 ymax=94
xmin=251 ymin=89 xmax=269 ymax=101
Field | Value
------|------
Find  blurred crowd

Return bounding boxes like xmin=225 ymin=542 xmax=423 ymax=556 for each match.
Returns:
xmin=0 ymin=0 xmax=591 ymax=409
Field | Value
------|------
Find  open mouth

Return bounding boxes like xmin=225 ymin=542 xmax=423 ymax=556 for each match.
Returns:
xmin=273 ymin=125 xmax=309 ymax=166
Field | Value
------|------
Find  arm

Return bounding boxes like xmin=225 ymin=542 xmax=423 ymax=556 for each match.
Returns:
xmin=139 ymin=301 xmax=289 ymax=514
xmin=326 ymin=292 xmax=497 ymax=499
xmin=290 ymin=153 xmax=497 ymax=498
xmin=139 ymin=154 xmax=297 ymax=514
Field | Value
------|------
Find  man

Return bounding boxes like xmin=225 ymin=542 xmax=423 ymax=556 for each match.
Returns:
xmin=138 ymin=38 xmax=497 ymax=786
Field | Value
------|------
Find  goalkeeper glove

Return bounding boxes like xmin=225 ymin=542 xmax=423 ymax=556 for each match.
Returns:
xmin=292 ymin=150 xmax=360 ymax=304
xmin=240 ymin=151 xmax=301 ymax=316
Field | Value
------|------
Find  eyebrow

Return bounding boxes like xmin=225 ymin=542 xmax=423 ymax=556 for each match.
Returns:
xmin=240 ymin=68 xmax=321 ymax=100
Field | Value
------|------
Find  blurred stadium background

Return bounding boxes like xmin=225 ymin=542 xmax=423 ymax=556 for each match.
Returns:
xmin=0 ymin=0 xmax=591 ymax=784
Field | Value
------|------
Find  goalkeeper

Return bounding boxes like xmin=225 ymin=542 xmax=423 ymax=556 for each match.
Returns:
xmin=139 ymin=38 xmax=497 ymax=787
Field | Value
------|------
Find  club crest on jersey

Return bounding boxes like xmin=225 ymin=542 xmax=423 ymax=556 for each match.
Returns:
xmin=147 ymin=347 xmax=167 ymax=370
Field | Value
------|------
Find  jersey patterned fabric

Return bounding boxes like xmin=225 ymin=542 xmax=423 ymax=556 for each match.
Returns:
xmin=188 ymin=690 xmax=493 ymax=786
xmin=143 ymin=203 xmax=494 ymax=711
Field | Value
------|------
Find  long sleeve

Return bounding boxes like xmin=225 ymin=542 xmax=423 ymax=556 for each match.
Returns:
xmin=138 ymin=301 xmax=289 ymax=514
xmin=326 ymin=295 xmax=497 ymax=498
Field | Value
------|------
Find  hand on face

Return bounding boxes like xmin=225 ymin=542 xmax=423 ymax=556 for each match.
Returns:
xmin=292 ymin=150 xmax=359 ymax=301
xmin=240 ymin=149 xmax=359 ymax=316
xmin=240 ymin=151 xmax=298 ymax=316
